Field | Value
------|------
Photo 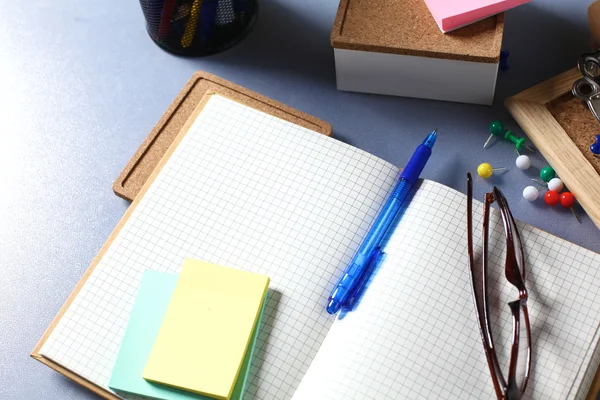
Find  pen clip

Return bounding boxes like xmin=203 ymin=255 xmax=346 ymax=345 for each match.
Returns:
xmin=343 ymin=248 xmax=386 ymax=311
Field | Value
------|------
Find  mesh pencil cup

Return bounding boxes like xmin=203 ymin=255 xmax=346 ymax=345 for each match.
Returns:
xmin=139 ymin=0 xmax=257 ymax=56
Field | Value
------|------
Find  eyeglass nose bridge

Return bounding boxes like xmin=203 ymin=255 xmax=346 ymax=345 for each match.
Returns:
xmin=505 ymin=265 xmax=528 ymax=300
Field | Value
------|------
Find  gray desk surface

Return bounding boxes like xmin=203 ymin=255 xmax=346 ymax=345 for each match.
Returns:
xmin=1 ymin=0 xmax=599 ymax=398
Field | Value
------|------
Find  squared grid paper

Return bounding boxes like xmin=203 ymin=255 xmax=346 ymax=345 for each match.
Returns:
xmin=292 ymin=180 xmax=600 ymax=400
xmin=39 ymin=95 xmax=401 ymax=400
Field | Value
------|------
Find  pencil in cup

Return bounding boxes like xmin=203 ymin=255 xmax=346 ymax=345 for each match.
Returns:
xmin=159 ymin=0 xmax=177 ymax=38
xmin=143 ymin=0 xmax=171 ymax=39
xmin=181 ymin=0 xmax=203 ymax=47
xmin=200 ymin=0 xmax=218 ymax=40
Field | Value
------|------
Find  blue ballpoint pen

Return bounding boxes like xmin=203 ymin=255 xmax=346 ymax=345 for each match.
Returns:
xmin=326 ymin=129 xmax=438 ymax=314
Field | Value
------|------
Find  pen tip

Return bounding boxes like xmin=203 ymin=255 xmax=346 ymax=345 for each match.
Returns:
xmin=423 ymin=129 xmax=438 ymax=148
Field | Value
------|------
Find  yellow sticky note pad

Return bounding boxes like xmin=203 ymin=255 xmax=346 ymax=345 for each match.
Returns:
xmin=143 ymin=259 xmax=269 ymax=400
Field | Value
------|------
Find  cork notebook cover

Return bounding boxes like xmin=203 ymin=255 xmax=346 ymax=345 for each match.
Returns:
xmin=331 ymin=0 xmax=504 ymax=63
xmin=113 ymin=71 xmax=332 ymax=201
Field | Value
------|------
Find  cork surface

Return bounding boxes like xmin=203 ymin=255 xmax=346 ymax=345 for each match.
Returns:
xmin=113 ymin=72 xmax=332 ymax=201
xmin=547 ymin=94 xmax=600 ymax=174
xmin=331 ymin=0 xmax=504 ymax=63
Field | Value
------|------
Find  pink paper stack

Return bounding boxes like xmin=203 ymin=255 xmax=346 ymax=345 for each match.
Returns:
xmin=423 ymin=0 xmax=531 ymax=33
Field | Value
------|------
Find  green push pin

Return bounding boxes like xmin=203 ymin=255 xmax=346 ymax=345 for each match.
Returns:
xmin=484 ymin=121 xmax=534 ymax=152
xmin=539 ymin=166 xmax=556 ymax=182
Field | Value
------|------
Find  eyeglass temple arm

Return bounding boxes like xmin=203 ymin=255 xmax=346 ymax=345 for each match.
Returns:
xmin=504 ymin=303 xmax=533 ymax=399
xmin=506 ymin=301 xmax=523 ymax=400
xmin=521 ymin=304 xmax=532 ymax=393
xmin=482 ymin=189 xmax=511 ymax=394
xmin=495 ymin=189 xmax=532 ymax=393
xmin=467 ymin=174 xmax=507 ymax=398
xmin=495 ymin=189 xmax=527 ymax=298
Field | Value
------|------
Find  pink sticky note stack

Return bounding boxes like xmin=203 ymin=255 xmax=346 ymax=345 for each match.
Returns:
xmin=423 ymin=0 xmax=531 ymax=33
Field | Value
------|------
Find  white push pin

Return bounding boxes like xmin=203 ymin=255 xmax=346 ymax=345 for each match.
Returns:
xmin=522 ymin=186 xmax=540 ymax=202
xmin=515 ymin=155 xmax=531 ymax=170
xmin=547 ymin=177 xmax=564 ymax=192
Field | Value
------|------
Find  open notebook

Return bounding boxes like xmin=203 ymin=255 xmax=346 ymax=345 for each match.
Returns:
xmin=36 ymin=95 xmax=600 ymax=400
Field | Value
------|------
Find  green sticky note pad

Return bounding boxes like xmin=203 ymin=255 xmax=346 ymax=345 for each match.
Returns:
xmin=109 ymin=270 xmax=265 ymax=400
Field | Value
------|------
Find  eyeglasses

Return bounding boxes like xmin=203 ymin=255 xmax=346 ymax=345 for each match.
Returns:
xmin=466 ymin=173 xmax=532 ymax=400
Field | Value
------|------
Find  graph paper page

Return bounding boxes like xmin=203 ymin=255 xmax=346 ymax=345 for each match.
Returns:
xmin=39 ymin=95 xmax=400 ymax=400
xmin=292 ymin=180 xmax=600 ymax=400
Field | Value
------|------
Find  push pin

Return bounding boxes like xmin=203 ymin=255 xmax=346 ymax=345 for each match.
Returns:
xmin=591 ymin=134 xmax=600 ymax=156
xmin=500 ymin=51 xmax=510 ymax=71
xmin=547 ymin=178 xmax=563 ymax=192
xmin=515 ymin=155 xmax=531 ymax=170
xmin=477 ymin=162 xmax=506 ymax=179
xmin=484 ymin=121 xmax=534 ymax=152
xmin=560 ymin=192 xmax=581 ymax=223
xmin=522 ymin=186 xmax=541 ymax=201
xmin=544 ymin=190 xmax=560 ymax=206
xmin=539 ymin=166 xmax=556 ymax=183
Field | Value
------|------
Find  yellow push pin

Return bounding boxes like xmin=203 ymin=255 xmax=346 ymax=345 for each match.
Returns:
xmin=477 ymin=162 xmax=506 ymax=179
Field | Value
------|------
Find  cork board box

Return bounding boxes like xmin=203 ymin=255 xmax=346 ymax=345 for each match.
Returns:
xmin=331 ymin=0 xmax=504 ymax=104
xmin=113 ymin=71 xmax=332 ymax=201
xmin=505 ymin=68 xmax=600 ymax=230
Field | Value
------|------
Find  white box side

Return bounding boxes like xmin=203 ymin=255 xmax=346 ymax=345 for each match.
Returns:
xmin=334 ymin=48 xmax=499 ymax=105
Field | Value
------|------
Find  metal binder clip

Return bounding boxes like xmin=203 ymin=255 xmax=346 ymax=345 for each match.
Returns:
xmin=573 ymin=50 xmax=600 ymax=124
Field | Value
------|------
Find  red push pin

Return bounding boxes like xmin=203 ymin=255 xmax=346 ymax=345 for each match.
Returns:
xmin=560 ymin=192 xmax=581 ymax=223
xmin=559 ymin=192 xmax=575 ymax=208
xmin=544 ymin=190 xmax=560 ymax=206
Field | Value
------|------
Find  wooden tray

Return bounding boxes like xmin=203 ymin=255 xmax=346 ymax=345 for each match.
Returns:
xmin=505 ymin=68 xmax=600 ymax=230
xmin=113 ymin=71 xmax=333 ymax=202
